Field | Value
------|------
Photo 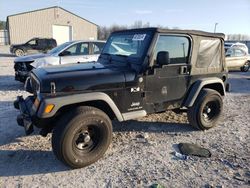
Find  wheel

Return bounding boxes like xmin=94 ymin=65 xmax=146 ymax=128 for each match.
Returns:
xmin=240 ymin=61 xmax=250 ymax=72
xmin=15 ymin=49 xmax=25 ymax=56
xmin=187 ymin=89 xmax=223 ymax=130
xmin=52 ymin=106 xmax=112 ymax=168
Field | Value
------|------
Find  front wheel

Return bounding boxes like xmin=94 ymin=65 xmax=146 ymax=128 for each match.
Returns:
xmin=240 ymin=61 xmax=250 ymax=72
xmin=52 ymin=106 xmax=112 ymax=168
xmin=187 ymin=89 xmax=223 ymax=130
xmin=15 ymin=49 xmax=25 ymax=56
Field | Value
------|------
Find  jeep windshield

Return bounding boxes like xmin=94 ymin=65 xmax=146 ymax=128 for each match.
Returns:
xmin=101 ymin=31 xmax=153 ymax=65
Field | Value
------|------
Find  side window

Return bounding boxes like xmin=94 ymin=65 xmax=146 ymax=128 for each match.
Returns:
xmin=226 ymin=49 xmax=234 ymax=57
xmin=93 ymin=42 xmax=105 ymax=54
xmin=39 ymin=39 xmax=46 ymax=47
xmin=80 ymin=43 xmax=89 ymax=55
xmin=234 ymin=49 xmax=245 ymax=57
xmin=154 ymin=35 xmax=190 ymax=64
xmin=196 ymin=39 xmax=221 ymax=68
xmin=64 ymin=44 xmax=78 ymax=55
xmin=28 ymin=39 xmax=37 ymax=46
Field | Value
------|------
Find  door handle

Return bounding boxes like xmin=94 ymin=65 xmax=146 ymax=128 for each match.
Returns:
xmin=180 ymin=66 xmax=189 ymax=74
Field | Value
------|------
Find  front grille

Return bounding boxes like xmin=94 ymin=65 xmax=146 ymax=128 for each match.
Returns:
xmin=14 ymin=61 xmax=34 ymax=71
xmin=30 ymin=74 xmax=40 ymax=96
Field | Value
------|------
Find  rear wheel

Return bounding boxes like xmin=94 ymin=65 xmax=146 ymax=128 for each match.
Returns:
xmin=52 ymin=106 xmax=112 ymax=168
xmin=15 ymin=49 xmax=25 ymax=56
xmin=187 ymin=89 xmax=223 ymax=130
xmin=240 ymin=61 xmax=250 ymax=72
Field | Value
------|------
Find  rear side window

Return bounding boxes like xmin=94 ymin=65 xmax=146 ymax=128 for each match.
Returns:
xmin=196 ymin=39 xmax=221 ymax=68
xmin=154 ymin=35 xmax=190 ymax=64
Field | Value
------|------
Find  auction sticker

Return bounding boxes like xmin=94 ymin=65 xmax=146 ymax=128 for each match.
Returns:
xmin=132 ymin=34 xmax=146 ymax=41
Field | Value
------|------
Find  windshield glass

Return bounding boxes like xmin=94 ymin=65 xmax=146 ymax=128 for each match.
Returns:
xmin=48 ymin=41 xmax=75 ymax=54
xmin=102 ymin=31 xmax=153 ymax=60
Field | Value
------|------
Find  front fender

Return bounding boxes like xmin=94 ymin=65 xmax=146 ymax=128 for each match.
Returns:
xmin=37 ymin=92 xmax=124 ymax=121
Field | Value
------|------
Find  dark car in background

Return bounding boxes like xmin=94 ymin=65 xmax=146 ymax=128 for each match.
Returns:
xmin=10 ymin=38 xmax=57 ymax=57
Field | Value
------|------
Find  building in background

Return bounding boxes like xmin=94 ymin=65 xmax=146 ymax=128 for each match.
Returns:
xmin=7 ymin=6 xmax=98 ymax=45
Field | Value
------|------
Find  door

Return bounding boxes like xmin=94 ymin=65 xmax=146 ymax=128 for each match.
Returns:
xmin=225 ymin=48 xmax=247 ymax=69
xmin=52 ymin=25 xmax=72 ymax=45
xmin=60 ymin=42 xmax=91 ymax=64
xmin=144 ymin=35 xmax=191 ymax=109
xmin=26 ymin=38 xmax=39 ymax=54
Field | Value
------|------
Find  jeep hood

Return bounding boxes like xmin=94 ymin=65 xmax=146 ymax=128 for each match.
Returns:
xmin=14 ymin=53 xmax=49 ymax=63
xmin=32 ymin=62 xmax=136 ymax=93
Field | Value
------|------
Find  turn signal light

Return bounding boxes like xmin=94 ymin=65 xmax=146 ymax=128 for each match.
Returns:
xmin=44 ymin=104 xmax=55 ymax=113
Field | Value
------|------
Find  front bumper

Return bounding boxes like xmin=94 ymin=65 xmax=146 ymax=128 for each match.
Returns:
xmin=14 ymin=96 xmax=35 ymax=135
xmin=15 ymin=70 xmax=29 ymax=82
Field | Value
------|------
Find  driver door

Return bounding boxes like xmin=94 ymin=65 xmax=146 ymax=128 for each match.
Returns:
xmin=144 ymin=35 xmax=191 ymax=111
xmin=60 ymin=42 xmax=91 ymax=64
xmin=26 ymin=39 xmax=39 ymax=54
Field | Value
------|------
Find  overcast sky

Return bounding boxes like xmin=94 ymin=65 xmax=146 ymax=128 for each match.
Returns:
xmin=0 ymin=0 xmax=250 ymax=34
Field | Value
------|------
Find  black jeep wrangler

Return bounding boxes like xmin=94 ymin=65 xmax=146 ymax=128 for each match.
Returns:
xmin=10 ymin=37 xmax=57 ymax=57
xmin=14 ymin=28 xmax=228 ymax=168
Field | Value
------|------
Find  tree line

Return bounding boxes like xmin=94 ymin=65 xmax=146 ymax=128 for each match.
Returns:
xmin=0 ymin=21 xmax=6 ymax=30
xmin=97 ymin=21 xmax=250 ymax=41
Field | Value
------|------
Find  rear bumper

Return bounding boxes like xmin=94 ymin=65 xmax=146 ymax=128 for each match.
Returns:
xmin=14 ymin=96 xmax=35 ymax=135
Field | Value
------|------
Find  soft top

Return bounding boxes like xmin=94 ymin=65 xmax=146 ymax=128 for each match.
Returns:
xmin=112 ymin=27 xmax=225 ymax=39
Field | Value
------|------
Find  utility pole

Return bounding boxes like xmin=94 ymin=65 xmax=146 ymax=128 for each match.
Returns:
xmin=214 ymin=23 xmax=218 ymax=33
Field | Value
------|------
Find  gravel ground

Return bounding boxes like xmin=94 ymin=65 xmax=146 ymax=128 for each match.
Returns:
xmin=0 ymin=54 xmax=249 ymax=188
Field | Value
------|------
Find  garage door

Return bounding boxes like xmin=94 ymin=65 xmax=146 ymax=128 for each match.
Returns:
xmin=52 ymin=25 xmax=72 ymax=45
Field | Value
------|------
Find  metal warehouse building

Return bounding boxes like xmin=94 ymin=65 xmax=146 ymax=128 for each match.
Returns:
xmin=7 ymin=6 xmax=98 ymax=45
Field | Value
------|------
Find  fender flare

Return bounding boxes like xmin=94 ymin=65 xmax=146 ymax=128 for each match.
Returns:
xmin=37 ymin=92 xmax=124 ymax=121
xmin=183 ymin=77 xmax=225 ymax=107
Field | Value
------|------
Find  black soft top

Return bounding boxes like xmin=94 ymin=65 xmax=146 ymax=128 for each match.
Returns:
xmin=112 ymin=27 xmax=225 ymax=39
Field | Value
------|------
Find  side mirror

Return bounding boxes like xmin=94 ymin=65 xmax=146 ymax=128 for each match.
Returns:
xmin=157 ymin=51 xmax=170 ymax=66
xmin=59 ymin=50 xmax=71 ymax=56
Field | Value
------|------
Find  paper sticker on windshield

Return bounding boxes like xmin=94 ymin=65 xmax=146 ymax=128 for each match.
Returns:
xmin=132 ymin=34 xmax=146 ymax=41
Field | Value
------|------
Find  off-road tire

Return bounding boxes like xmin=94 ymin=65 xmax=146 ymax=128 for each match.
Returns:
xmin=15 ymin=49 xmax=25 ymax=57
xmin=240 ymin=61 xmax=250 ymax=72
xmin=187 ymin=88 xmax=223 ymax=130
xmin=52 ymin=106 xmax=112 ymax=169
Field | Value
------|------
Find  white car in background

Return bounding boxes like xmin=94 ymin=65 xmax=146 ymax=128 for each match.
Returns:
xmin=14 ymin=40 xmax=105 ymax=82
xmin=225 ymin=47 xmax=250 ymax=72
xmin=225 ymin=42 xmax=248 ymax=54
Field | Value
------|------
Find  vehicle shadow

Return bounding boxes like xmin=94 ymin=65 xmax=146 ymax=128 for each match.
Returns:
xmin=113 ymin=119 xmax=197 ymax=133
xmin=0 ymin=53 xmax=16 ymax=57
xmin=0 ymin=75 xmax=24 ymax=91
xmin=0 ymin=149 xmax=70 ymax=176
xmin=228 ymin=72 xmax=250 ymax=94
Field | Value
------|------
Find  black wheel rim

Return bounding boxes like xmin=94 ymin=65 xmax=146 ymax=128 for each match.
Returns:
xmin=202 ymin=101 xmax=220 ymax=123
xmin=16 ymin=50 xmax=24 ymax=56
xmin=72 ymin=124 xmax=101 ymax=155
xmin=243 ymin=63 xmax=249 ymax=71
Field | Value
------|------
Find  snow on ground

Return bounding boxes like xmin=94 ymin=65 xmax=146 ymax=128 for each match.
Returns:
xmin=0 ymin=52 xmax=249 ymax=187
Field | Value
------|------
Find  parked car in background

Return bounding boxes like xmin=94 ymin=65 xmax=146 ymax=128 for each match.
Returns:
xmin=14 ymin=40 xmax=105 ymax=82
xmin=225 ymin=47 xmax=250 ymax=72
xmin=224 ymin=42 xmax=248 ymax=54
xmin=10 ymin=38 xmax=57 ymax=57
